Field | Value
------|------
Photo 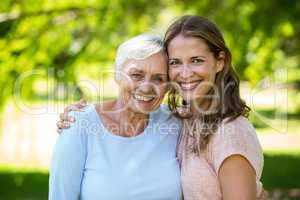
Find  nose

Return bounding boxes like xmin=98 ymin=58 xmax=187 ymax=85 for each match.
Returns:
xmin=138 ymin=81 xmax=154 ymax=94
xmin=181 ymin=64 xmax=193 ymax=78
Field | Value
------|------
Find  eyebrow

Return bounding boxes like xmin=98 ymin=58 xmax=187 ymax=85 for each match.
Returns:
xmin=129 ymin=68 xmax=167 ymax=77
xmin=191 ymin=56 xmax=206 ymax=59
xmin=128 ymin=68 xmax=144 ymax=73
xmin=168 ymin=56 xmax=207 ymax=60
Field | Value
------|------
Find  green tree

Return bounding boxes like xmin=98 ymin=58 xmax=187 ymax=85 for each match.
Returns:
xmin=175 ymin=0 xmax=300 ymax=83
xmin=0 ymin=0 xmax=164 ymax=111
xmin=1 ymin=0 xmax=299 ymax=113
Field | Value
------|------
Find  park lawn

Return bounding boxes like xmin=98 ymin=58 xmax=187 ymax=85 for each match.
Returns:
xmin=0 ymin=150 xmax=300 ymax=200
xmin=262 ymin=150 xmax=300 ymax=190
xmin=0 ymin=166 xmax=48 ymax=200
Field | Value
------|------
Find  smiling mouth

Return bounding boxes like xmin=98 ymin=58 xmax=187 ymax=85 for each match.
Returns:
xmin=133 ymin=93 xmax=156 ymax=102
xmin=179 ymin=81 xmax=202 ymax=91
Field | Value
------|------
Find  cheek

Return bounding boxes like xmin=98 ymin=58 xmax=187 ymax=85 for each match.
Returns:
xmin=118 ymin=80 xmax=138 ymax=95
xmin=168 ymin=67 xmax=179 ymax=81
xmin=158 ymin=85 xmax=168 ymax=96
xmin=194 ymin=65 xmax=218 ymax=79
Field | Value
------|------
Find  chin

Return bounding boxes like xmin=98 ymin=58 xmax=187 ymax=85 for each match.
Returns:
xmin=180 ymin=85 xmax=212 ymax=103
xmin=130 ymin=99 xmax=161 ymax=114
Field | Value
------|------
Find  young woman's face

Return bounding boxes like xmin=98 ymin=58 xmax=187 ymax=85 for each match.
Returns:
xmin=117 ymin=52 xmax=168 ymax=114
xmin=167 ymin=34 xmax=224 ymax=103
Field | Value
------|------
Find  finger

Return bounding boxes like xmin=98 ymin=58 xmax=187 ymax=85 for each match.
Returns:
xmin=57 ymin=128 xmax=63 ymax=134
xmin=56 ymin=121 xmax=65 ymax=129
xmin=59 ymin=113 xmax=75 ymax=122
xmin=62 ymin=121 xmax=71 ymax=128
xmin=56 ymin=120 xmax=71 ymax=129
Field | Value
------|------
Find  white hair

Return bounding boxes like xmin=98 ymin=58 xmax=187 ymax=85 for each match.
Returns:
xmin=115 ymin=34 xmax=165 ymax=79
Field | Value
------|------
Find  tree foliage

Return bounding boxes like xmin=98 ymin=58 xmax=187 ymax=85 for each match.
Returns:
xmin=0 ymin=0 xmax=164 ymax=110
xmin=176 ymin=0 xmax=300 ymax=82
xmin=0 ymin=0 xmax=299 ymax=111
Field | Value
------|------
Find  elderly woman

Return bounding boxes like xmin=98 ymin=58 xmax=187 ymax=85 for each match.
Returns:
xmin=49 ymin=35 xmax=183 ymax=200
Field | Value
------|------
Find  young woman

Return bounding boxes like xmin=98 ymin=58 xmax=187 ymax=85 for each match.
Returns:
xmin=165 ymin=15 xmax=267 ymax=200
xmin=56 ymin=15 xmax=267 ymax=200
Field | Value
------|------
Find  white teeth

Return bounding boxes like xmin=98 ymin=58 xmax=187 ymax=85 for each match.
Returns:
xmin=133 ymin=94 xmax=155 ymax=102
xmin=180 ymin=81 xmax=201 ymax=90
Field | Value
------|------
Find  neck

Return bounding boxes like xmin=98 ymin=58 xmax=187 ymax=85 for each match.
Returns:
xmin=110 ymin=100 xmax=149 ymax=137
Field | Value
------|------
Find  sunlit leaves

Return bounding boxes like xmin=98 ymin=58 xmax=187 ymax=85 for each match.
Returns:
xmin=0 ymin=0 xmax=299 ymax=111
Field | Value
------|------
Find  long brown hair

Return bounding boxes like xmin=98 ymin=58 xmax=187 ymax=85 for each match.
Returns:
xmin=164 ymin=15 xmax=250 ymax=154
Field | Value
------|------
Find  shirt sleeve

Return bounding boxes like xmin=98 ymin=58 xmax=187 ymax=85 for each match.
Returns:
xmin=49 ymin=111 xmax=88 ymax=200
xmin=210 ymin=116 xmax=264 ymax=179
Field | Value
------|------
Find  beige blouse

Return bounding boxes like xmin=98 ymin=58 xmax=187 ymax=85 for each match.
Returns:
xmin=177 ymin=116 xmax=267 ymax=200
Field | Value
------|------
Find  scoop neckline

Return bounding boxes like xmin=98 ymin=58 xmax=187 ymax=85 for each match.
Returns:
xmin=91 ymin=104 xmax=155 ymax=140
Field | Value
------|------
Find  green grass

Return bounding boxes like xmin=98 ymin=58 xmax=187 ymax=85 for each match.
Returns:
xmin=262 ymin=151 xmax=300 ymax=190
xmin=0 ymin=170 xmax=48 ymax=200
xmin=0 ymin=151 xmax=299 ymax=200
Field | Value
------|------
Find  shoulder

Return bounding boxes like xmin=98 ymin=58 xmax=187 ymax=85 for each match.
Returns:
xmin=68 ymin=104 xmax=98 ymax=130
xmin=209 ymin=115 xmax=264 ymax=178
xmin=214 ymin=116 xmax=259 ymax=143
xmin=51 ymin=107 xmax=95 ymax=164
xmin=149 ymin=104 xmax=182 ymax=135
xmin=69 ymin=104 xmax=96 ymax=123
xmin=151 ymin=104 xmax=182 ymax=125
xmin=58 ymin=105 xmax=97 ymax=142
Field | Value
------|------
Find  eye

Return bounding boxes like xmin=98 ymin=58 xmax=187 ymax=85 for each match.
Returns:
xmin=168 ymin=59 xmax=180 ymax=66
xmin=130 ymin=73 xmax=143 ymax=80
xmin=153 ymin=77 xmax=164 ymax=84
xmin=191 ymin=58 xmax=204 ymax=64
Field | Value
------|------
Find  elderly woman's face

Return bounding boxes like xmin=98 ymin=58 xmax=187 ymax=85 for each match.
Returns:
xmin=117 ymin=52 xmax=168 ymax=113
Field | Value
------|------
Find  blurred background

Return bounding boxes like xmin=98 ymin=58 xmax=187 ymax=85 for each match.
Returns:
xmin=0 ymin=0 xmax=299 ymax=199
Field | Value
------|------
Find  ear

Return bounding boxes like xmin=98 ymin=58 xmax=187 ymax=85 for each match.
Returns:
xmin=216 ymin=51 xmax=225 ymax=73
